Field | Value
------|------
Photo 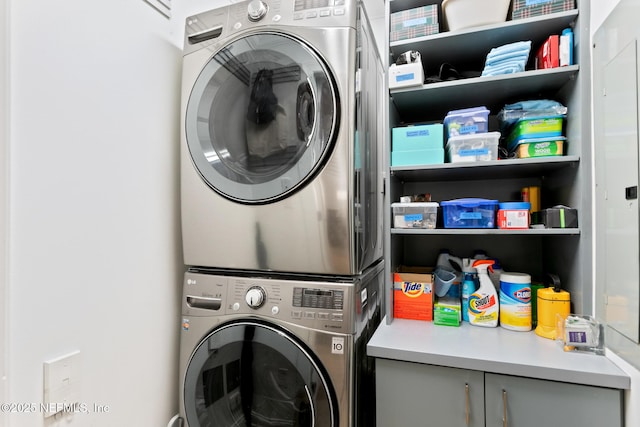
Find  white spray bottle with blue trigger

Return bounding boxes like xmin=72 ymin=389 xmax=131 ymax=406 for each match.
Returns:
xmin=468 ymin=259 xmax=500 ymax=327
xmin=472 ymin=250 xmax=502 ymax=292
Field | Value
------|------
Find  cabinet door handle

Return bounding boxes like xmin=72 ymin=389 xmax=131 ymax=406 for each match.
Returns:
xmin=502 ymin=389 xmax=508 ymax=427
xmin=465 ymin=383 xmax=470 ymax=426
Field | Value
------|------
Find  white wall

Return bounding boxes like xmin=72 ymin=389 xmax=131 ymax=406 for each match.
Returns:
xmin=6 ymin=0 xmax=183 ymax=426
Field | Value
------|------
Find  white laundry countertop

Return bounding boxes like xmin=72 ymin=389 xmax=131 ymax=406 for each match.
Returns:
xmin=367 ymin=317 xmax=630 ymax=390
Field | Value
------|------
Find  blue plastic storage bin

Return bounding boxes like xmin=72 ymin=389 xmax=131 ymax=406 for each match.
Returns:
xmin=441 ymin=198 xmax=499 ymax=228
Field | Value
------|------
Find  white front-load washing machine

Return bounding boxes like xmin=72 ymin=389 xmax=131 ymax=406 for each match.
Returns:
xmin=180 ymin=0 xmax=384 ymax=275
xmin=177 ymin=260 xmax=383 ymax=427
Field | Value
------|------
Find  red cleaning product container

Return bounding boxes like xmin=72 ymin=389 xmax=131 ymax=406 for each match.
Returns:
xmin=498 ymin=202 xmax=531 ymax=229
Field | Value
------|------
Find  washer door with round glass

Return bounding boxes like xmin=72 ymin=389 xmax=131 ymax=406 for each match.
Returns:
xmin=183 ymin=320 xmax=338 ymax=427
xmin=185 ymin=32 xmax=338 ymax=204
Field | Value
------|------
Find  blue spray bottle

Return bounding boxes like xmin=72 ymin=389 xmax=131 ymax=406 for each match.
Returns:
xmin=560 ymin=27 xmax=574 ymax=66
xmin=461 ymin=258 xmax=478 ymax=322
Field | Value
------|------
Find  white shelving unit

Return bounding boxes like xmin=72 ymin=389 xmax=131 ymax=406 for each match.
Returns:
xmin=368 ymin=3 xmax=630 ymax=425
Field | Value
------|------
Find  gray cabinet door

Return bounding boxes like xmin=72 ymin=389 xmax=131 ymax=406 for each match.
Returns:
xmin=484 ymin=373 xmax=623 ymax=427
xmin=375 ymin=358 xmax=484 ymax=427
xmin=594 ymin=0 xmax=640 ymax=357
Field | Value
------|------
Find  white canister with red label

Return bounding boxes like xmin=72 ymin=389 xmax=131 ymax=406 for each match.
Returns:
xmin=497 ymin=202 xmax=531 ymax=229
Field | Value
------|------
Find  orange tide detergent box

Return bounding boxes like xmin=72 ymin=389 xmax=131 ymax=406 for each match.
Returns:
xmin=393 ymin=268 xmax=434 ymax=321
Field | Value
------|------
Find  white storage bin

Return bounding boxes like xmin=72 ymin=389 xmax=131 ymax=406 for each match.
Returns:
xmin=442 ymin=0 xmax=511 ymax=31
xmin=392 ymin=202 xmax=439 ymax=229
xmin=446 ymin=131 xmax=500 ymax=163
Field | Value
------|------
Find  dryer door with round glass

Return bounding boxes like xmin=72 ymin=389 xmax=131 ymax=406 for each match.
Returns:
xmin=183 ymin=320 xmax=338 ymax=427
xmin=185 ymin=32 xmax=338 ymax=204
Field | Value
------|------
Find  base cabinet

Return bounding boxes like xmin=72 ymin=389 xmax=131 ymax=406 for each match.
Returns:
xmin=375 ymin=358 xmax=624 ymax=427
xmin=484 ymin=373 xmax=623 ymax=427
xmin=376 ymin=358 xmax=484 ymax=427
xmin=376 ymin=359 xmax=484 ymax=427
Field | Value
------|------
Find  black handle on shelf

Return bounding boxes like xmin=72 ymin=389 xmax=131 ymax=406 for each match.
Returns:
xmin=625 ymin=186 xmax=637 ymax=200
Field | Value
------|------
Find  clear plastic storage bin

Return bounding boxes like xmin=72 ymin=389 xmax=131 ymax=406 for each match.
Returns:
xmin=446 ymin=132 xmax=500 ymax=163
xmin=392 ymin=202 xmax=439 ymax=229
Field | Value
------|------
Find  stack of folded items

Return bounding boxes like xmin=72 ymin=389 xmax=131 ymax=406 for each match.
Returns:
xmin=497 ymin=99 xmax=568 ymax=158
xmin=481 ymin=41 xmax=532 ymax=77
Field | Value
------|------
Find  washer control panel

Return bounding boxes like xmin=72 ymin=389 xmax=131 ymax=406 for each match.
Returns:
xmin=291 ymin=287 xmax=345 ymax=323
xmin=183 ymin=271 xmax=354 ymax=333
xmin=245 ymin=286 xmax=267 ymax=308
xmin=247 ymin=0 xmax=268 ymax=21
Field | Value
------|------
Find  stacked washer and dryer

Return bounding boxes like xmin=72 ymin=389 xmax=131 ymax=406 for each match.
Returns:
xmin=175 ymin=0 xmax=385 ymax=426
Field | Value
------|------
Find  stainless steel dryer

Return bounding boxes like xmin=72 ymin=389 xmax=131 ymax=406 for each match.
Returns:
xmin=180 ymin=0 xmax=384 ymax=275
xmin=177 ymin=260 xmax=383 ymax=427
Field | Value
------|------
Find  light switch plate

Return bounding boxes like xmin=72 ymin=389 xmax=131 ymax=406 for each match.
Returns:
xmin=43 ymin=351 xmax=81 ymax=418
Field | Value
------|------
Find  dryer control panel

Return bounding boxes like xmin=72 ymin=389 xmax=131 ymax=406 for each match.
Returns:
xmin=182 ymin=271 xmax=356 ymax=334
xmin=227 ymin=0 xmax=354 ymax=30
xmin=183 ymin=0 xmax=355 ymax=53
xmin=292 ymin=0 xmax=348 ymax=21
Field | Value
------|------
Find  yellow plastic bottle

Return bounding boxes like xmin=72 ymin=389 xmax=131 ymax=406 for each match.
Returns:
xmin=468 ymin=259 xmax=499 ymax=327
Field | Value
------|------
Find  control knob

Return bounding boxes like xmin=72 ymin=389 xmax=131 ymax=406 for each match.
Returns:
xmin=245 ymin=286 xmax=266 ymax=308
xmin=247 ymin=0 xmax=268 ymax=22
